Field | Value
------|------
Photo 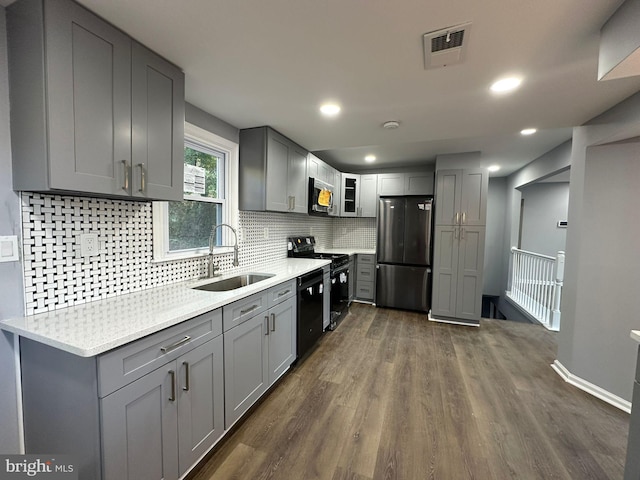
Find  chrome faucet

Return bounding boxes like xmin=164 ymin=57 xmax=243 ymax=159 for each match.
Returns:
xmin=208 ymin=223 xmax=239 ymax=277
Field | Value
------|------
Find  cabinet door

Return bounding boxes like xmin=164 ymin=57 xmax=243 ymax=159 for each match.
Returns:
xmin=435 ymin=170 xmax=462 ymax=226
xmin=460 ymin=169 xmax=488 ymax=226
xmin=177 ymin=336 xmax=224 ymax=475
xmin=329 ymin=169 xmax=341 ymax=216
xmin=341 ymin=173 xmax=359 ymax=217
xmin=265 ymin=130 xmax=290 ymax=212
xmin=288 ymin=144 xmax=309 ymax=213
xmin=45 ymin=0 xmax=132 ymax=197
xmin=455 ymin=226 xmax=485 ymax=321
xmin=267 ymin=297 xmax=296 ymax=384
xmin=131 ymin=42 xmax=184 ymax=201
xmin=405 ymin=172 xmax=434 ymax=195
xmin=359 ymin=174 xmax=378 ymax=217
xmin=377 ymin=173 xmax=405 ymax=196
xmin=224 ymin=315 xmax=269 ymax=428
xmin=101 ymin=364 xmax=179 ymax=480
xmin=431 ymin=225 xmax=459 ymax=318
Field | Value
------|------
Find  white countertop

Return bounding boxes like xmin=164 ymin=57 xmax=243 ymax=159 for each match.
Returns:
xmin=631 ymin=331 xmax=640 ymax=343
xmin=0 ymin=258 xmax=330 ymax=357
xmin=317 ymin=248 xmax=377 ymax=256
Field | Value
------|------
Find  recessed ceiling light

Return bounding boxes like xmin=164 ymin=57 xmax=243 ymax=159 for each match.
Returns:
xmin=382 ymin=120 xmax=400 ymax=129
xmin=320 ymin=103 xmax=341 ymax=116
xmin=488 ymin=165 xmax=501 ymax=172
xmin=490 ymin=76 xmax=522 ymax=94
xmin=520 ymin=128 xmax=537 ymax=135
xmin=365 ymin=155 xmax=376 ymax=163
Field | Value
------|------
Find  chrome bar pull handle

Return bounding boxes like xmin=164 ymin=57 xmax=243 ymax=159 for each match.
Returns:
xmin=168 ymin=370 xmax=176 ymax=402
xmin=271 ymin=313 xmax=276 ymax=332
xmin=121 ymin=160 xmax=129 ymax=191
xmin=461 ymin=227 xmax=465 ymax=240
xmin=160 ymin=336 xmax=191 ymax=353
xmin=455 ymin=212 xmax=460 ymax=224
xmin=454 ymin=227 xmax=458 ymax=240
xmin=138 ymin=163 xmax=145 ymax=193
xmin=462 ymin=212 xmax=466 ymax=224
xmin=183 ymin=362 xmax=190 ymax=391
xmin=277 ymin=289 xmax=291 ymax=297
xmin=264 ymin=316 xmax=270 ymax=335
xmin=240 ymin=304 xmax=259 ymax=315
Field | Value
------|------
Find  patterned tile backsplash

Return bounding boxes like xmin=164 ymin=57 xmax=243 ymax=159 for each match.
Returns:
xmin=20 ymin=193 xmax=375 ymax=315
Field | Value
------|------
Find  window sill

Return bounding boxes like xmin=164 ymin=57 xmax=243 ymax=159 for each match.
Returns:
xmin=151 ymin=247 xmax=235 ymax=264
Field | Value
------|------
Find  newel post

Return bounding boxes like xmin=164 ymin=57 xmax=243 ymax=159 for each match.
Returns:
xmin=551 ymin=251 xmax=565 ymax=330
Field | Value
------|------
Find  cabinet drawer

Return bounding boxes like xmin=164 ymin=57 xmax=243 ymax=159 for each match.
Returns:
xmin=356 ymin=264 xmax=375 ymax=281
xmin=268 ymin=279 xmax=296 ymax=307
xmin=98 ymin=309 xmax=222 ymax=397
xmin=356 ymin=281 xmax=374 ymax=300
xmin=223 ymin=290 xmax=270 ymax=332
xmin=358 ymin=254 xmax=375 ymax=265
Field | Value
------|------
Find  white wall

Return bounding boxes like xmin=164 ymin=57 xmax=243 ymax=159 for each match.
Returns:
xmin=0 ymin=6 xmax=24 ymax=453
xmin=519 ymin=182 xmax=569 ymax=257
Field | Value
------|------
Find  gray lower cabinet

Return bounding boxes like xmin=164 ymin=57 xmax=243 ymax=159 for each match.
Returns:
xmin=355 ymin=254 xmax=375 ymax=302
xmin=7 ymin=0 xmax=184 ymax=200
xmin=223 ymin=313 xmax=269 ymax=428
xmin=223 ymin=289 xmax=296 ymax=429
xmin=348 ymin=255 xmax=356 ymax=302
xmin=431 ymin=225 xmax=485 ymax=322
xmin=19 ymin=309 xmax=223 ymax=480
xmin=102 ymin=335 xmax=225 ymax=479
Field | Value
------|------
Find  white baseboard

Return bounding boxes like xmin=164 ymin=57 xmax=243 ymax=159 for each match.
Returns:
xmin=427 ymin=310 xmax=479 ymax=327
xmin=551 ymin=360 xmax=631 ymax=413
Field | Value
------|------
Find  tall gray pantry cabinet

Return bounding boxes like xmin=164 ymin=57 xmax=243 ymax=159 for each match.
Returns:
xmin=7 ymin=0 xmax=184 ymax=201
xmin=431 ymin=169 xmax=488 ymax=325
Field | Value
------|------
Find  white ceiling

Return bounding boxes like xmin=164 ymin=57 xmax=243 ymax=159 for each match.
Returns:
xmin=63 ymin=0 xmax=640 ymax=174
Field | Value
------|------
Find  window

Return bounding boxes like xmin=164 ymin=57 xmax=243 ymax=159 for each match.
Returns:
xmin=153 ymin=123 xmax=239 ymax=261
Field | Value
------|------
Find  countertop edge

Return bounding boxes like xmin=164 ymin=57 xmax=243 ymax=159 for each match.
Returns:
xmin=631 ymin=330 xmax=640 ymax=343
xmin=1 ymin=258 xmax=331 ymax=357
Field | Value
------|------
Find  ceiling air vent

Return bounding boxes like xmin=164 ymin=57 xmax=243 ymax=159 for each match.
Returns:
xmin=423 ymin=22 xmax=472 ymax=69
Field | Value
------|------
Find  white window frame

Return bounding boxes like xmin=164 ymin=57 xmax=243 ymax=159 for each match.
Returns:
xmin=152 ymin=122 xmax=239 ymax=263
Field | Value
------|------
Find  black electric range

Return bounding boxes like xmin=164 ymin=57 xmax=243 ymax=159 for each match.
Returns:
xmin=288 ymin=236 xmax=350 ymax=330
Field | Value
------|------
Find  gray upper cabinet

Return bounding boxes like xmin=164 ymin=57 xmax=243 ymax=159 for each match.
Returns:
xmin=7 ymin=0 xmax=184 ymax=201
xmin=131 ymin=42 xmax=185 ymax=201
xmin=435 ymin=169 xmax=487 ymax=226
xmin=377 ymin=173 xmax=405 ymax=196
xmin=239 ymin=127 xmax=309 ymax=213
xmin=359 ymin=174 xmax=378 ymax=217
xmin=307 ymin=153 xmax=331 ymax=184
xmin=378 ymin=172 xmax=434 ymax=196
xmin=340 ymin=173 xmax=377 ymax=217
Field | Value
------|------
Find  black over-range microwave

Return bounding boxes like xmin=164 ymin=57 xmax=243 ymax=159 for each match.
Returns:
xmin=308 ymin=177 xmax=334 ymax=216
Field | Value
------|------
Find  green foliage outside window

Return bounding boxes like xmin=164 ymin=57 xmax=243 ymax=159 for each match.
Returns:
xmin=168 ymin=145 xmax=224 ymax=251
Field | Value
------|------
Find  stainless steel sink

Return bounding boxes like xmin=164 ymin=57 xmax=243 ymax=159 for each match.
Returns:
xmin=192 ymin=273 xmax=275 ymax=292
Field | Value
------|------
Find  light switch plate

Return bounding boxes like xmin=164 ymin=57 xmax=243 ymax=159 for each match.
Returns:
xmin=80 ymin=233 xmax=99 ymax=257
xmin=0 ymin=235 xmax=19 ymax=262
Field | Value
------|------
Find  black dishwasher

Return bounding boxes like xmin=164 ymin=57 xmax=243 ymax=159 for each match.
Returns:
xmin=296 ymin=269 xmax=324 ymax=363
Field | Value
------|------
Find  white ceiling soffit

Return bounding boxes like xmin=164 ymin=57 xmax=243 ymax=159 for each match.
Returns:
xmin=599 ymin=0 xmax=640 ymax=80
xmin=423 ymin=23 xmax=472 ymax=69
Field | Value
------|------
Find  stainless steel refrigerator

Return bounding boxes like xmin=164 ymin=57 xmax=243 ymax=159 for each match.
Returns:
xmin=376 ymin=197 xmax=433 ymax=312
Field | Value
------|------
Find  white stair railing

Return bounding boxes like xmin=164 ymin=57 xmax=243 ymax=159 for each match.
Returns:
xmin=506 ymin=247 xmax=565 ymax=331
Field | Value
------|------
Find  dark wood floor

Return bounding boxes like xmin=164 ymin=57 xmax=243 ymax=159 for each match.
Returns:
xmin=190 ymin=304 xmax=630 ymax=480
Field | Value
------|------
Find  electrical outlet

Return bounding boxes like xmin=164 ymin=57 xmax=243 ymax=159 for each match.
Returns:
xmin=263 ymin=228 xmax=269 ymax=240
xmin=80 ymin=233 xmax=99 ymax=257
